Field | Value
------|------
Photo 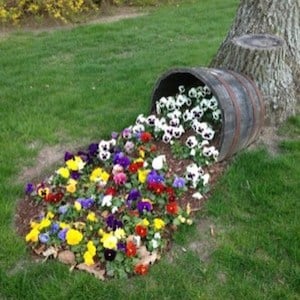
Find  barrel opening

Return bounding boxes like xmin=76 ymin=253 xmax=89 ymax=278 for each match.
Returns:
xmin=151 ymin=71 xmax=206 ymax=112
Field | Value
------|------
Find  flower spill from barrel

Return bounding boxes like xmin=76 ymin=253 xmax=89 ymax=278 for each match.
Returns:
xmin=24 ymin=84 xmax=222 ymax=279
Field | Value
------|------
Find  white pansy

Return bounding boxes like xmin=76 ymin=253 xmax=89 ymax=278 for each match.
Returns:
xmin=201 ymin=173 xmax=210 ymax=186
xmin=99 ymin=150 xmax=111 ymax=161
xmin=208 ymin=96 xmax=218 ymax=110
xmin=188 ymin=87 xmax=197 ymax=98
xmin=190 ymin=105 xmax=204 ymax=119
xmin=132 ymin=124 xmax=145 ymax=134
xmin=178 ymin=85 xmax=185 ymax=94
xmin=192 ymin=192 xmax=203 ymax=200
xmin=162 ymin=132 xmax=172 ymax=143
xmin=166 ymin=97 xmax=176 ymax=111
xmin=169 ymin=117 xmax=180 ymax=127
xmin=200 ymin=98 xmax=210 ymax=111
xmin=182 ymin=109 xmax=192 ymax=122
xmin=198 ymin=140 xmax=210 ymax=148
xmin=150 ymin=239 xmax=159 ymax=249
xmin=101 ymin=195 xmax=112 ymax=207
xmin=136 ymin=114 xmax=146 ymax=125
xmin=167 ymin=109 xmax=181 ymax=120
xmin=154 ymin=232 xmax=161 ymax=240
xmin=185 ymin=135 xmax=198 ymax=148
xmin=111 ymin=206 xmax=118 ymax=214
xmin=159 ymin=96 xmax=168 ymax=108
xmin=99 ymin=140 xmax=111 ymax=152
xmin=203 ymin=85 xmax=211 ymax=96
xmin=147 ymin=115 xmax=157 ymax=126
xmin=172 ymin=125 xmax=184 ymax=139
xmin=213 ymin=109 xmax=222 ymax=120
xmin=152 ymin=155 xmax=166 ymax=170
xmin=201 ymin=127 xmax=215 ymax=140
xmin=176 ymin=94 xmax=188 ymax=107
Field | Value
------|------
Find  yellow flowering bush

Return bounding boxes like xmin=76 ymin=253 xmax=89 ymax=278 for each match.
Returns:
xmin=0 ymin=0 xmax=99 ymax=24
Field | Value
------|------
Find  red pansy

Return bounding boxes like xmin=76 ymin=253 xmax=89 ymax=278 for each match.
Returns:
xmin=134 ymin=264 xmax=149 ymax=275
xmin=135 ymin=225 xmax=148 ymax=238
xmin=140 ymin=132 xmax=153 ymax=143
xmin=126 ymin=241 xmax=137 ymax=257
xmin=166 ymin=202 xmax=179 ymax=215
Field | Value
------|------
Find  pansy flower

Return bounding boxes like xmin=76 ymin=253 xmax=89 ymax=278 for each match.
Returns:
xmin=135 ymin=224 xmax=148 ymax=238
xmin=134 ymin=264 xmax=148 ymax=275
xmin=137 ymin=200 xmax=152 ymax=213
xmin=125 ymin=241 xmax=137 ymax=257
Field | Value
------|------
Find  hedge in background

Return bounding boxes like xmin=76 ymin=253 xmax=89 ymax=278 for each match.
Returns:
xmin=0 ymin=0 xmax=101 ymax=23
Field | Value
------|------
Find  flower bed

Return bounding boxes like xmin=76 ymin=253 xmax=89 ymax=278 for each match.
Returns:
xmin=24 ymin=84 xmax=221 ymax=279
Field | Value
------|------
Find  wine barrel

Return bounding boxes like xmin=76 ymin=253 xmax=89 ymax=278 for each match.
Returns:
xmin=151 ymin=67 xmax=265 ymax=161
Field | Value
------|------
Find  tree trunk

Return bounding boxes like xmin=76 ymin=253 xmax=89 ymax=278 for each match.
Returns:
xmin=210 ymin=0 xmax=300 ymax=125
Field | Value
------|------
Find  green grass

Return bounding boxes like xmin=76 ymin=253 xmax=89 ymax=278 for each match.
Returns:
xmin=1 ymin=0 xmax=299 ymax=299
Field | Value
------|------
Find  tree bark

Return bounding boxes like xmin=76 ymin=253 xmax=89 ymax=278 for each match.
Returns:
xmin=210 ymin=0 xmax=300 ymax=125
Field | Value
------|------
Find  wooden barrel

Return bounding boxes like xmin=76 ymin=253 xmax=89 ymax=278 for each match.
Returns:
xmin=151 ymin=67 xmax=265 ymax=161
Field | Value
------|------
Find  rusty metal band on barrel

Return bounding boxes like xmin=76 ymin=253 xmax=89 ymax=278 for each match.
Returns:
xmin=226 ymin=70 xmax=258 ymax=145
xmin=210 ymin=72 xmax=242 ymax=159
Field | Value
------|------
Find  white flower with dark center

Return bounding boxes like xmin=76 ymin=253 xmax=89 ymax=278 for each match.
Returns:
xmin=99 ymin=140 xmax=111 ymax=152
xmin=169 ymin=117 xmax=180 ymax=127
xmin=201 ymin=127 xmax=215 ymax=140
xmin=185 ymin=135 xmax=198 ymax=148
xmin=192 ymin=120 xmax=208 ymax=134
xmin=202 ymin=146 xmax=214 ymax=157
xmin=196 ymin=86 xmax=205 ymax=99
xmin=200 ymin=99 xmax=209 ymax=111
xmin=178 ymin=85 xmax=185 ymax=94
xmin=162 ymin=132 xmax=172 ymax=143
xmin=159 ymin=97 xmax=168 ymax=108
xmin=190 ymin=105 xmax=204 ymax=119
xmin=188 ymin=87 xmax=197 ymax=98
xmin=203 ymin=85 xmax=211 ymax=96
xmin=132 ymin=124 xmax=145 ymax=134
xmin=182 ymin=109 xmax=192 ymax=122
xmin=99 ymin=150 xmax=111 ymax=161
xmin=176 ymin=94 xmax=188 ymax=107
xmin=166 ymin=97 xmax=176 ymax=111
xmin=172 ymin=125 xmax=184 ymax=139
xmin=167 ymin=109 xmax=181 ymax=120
xmin=147 ymin=115 xmax=157 ymax=126
xmin=136 ymin=114 xmax=146 ymax=125
xmin=212 ymin=109 xmax=222 ymax=121
xmin=208 ymin=96 xmax=218 ymax=110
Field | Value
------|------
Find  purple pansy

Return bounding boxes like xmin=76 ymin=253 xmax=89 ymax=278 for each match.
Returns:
xmin=88 ymin=143 xmax=99 ymax=157
xmin=71 ymin=171 xmax=81 ymax=180
xmin=106 ymin=214 xmax=123 ymax=230
xmin=172 ymin=177 xmax=186 ymax=188
xmin=64 ymin=151 xmax=74 ymax=161
xmin=25 ymin=183 xmax=34 ymax=194
xmin=113 ymin=152 xmax=131 ymax=169
xmin=137 ymin=201 xmax=152 ymax=213
xmin=147 ymin=170 xmax=164 ymax=184
xmin=77 ymin=197 xmax=95 ymax=209
xmin=58 ymin=228 xmax=68 ymax=241
xmin=39 ymin=233 xmax=50 ymax=243
xmin=50 ymin=223 xmax=60 ymax=234
xmin=58 ymin=204 xmax=69 ymax=214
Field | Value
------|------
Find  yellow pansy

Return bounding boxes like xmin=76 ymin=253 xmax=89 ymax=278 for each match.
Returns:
xmin=153 ymin=218 xmax=165 ymax=231
xmin=139 ymin=149 xmax=145 ymax=158
xmin=25 ymin=228 xmax=40 ymax=243
xmin=66 ymin=229 xmax=83 ymax=246
xmin=30 ymin=220 xmax=39 ymax=229
xmin=114 ymin=228 xmax=126 ymax=240
xmin=87 ymin=212 xmax=97 ymax=222
xmin=57 ymin=167 xmax=70 ymax=179
xmin=83 ymin=251 xmax=95 ymax=266
xmin=66 ymin=156 xmax=85 ymax=171
xmin=141 ymin=218 xmax=150 ymax=227
xmin=138 ymin=169 xmax=150 ymax=184
xmin=134 ymin=157 xmax=144 ymax=164
xmin=74 ymin=201 xmax=82 ymax=211
xmin=46 ymin=211 xmax=55 ymax=219
xmin=87 ymin=241 xmax=96 ymax=256
xmin=100 ymin=232 xmax=117 ymax=250
xmin=59 ymin=222 xmax=70 ymax=229
xmin=66 ymin=179 xmax=77 ymax=193
xmin=38 ymin=218 xmax=51 ymax=230
xmin=90 ymin=168 xmax=110 ymax=183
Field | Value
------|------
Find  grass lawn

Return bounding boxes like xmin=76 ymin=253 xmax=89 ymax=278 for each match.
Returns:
xmin=0 ymin=0 xmax=299 ymax=299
